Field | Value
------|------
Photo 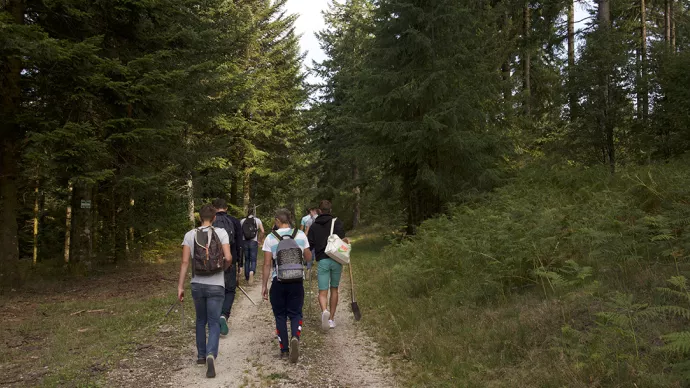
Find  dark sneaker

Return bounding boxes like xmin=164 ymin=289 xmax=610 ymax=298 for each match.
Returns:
xmin=280 ymin=352 xmax=289 ymax=361
xmin=206 ymin=355 xmax=216 ymax=378
xmin=219 ymin=316 xmax=229 ymax=336
xmin=196 ymin=358 xmax=206 ymax=365
xmin=289 ymin=337 xmax=300 ymax=363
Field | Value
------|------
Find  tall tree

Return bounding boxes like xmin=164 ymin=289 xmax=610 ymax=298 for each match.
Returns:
xmin=0 ymin=0 xmax=24 ymax=286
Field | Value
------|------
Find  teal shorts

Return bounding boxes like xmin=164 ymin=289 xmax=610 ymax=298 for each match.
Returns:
xmin=317 ymin=258 xmax=342 ymax=291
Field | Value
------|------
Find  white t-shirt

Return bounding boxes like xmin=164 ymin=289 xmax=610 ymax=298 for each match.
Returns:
xmin=240 ymin=216 xmax=264 ymax=242
xmin=262 ymin=228 xmax=310 ymax=279
xmin=182 ymin=226 xmax=229 ymax=287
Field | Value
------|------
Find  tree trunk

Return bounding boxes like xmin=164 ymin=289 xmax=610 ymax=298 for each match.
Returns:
xmin=523 ymin=2 xmax=531 ymax=116
xmin=243 ymin=168 xmax=251 ymax=215
xmin=568 ymin=0 xmax=576 ymax=119
xmin=640 ymin=0 xmax=648 ymax=121
xmin=598 ymin=0 xmax=614 ymax=174
xmin=501 ymin=10 xmax=512 ymax=107
xmin=187 ymin=173 xmax=195 ymax=227
xmin=352 ymin=166 xmax=361 ymax=229
xmin=70 ymin=180 xmax=93 ymax=263
xmin=665 ymin=0 xmax=671 ymax=48
xmin=64 ymin=182 xmax=73 ymax=263
xmin=670 ymin=0 xmax=675 ymax=51
xmin=32 ymin=183 xmax=39 ymax=266
xmin=0 ymin=0 xmax=24 ymax=288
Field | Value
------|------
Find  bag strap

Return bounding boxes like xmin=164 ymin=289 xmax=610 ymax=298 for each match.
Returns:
xmin=271 ymin=230 xmax=282 ymax=241
xmin=330 ymin=218 xmax=337 ymax=235
xmin=290 ymin=228 xmax=299 ymax=239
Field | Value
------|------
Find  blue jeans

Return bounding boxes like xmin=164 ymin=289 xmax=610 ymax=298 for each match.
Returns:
xmin=244 ymin=240 xmax=258 ymax=280
xmin=269 ymin=278 xmax=304 ymax=353
xmin=191 ymin=283 xmax=225 ymax=359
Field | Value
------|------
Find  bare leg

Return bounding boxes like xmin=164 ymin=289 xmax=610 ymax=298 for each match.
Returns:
xmin=318 ymin=289 xmax=329 ymax=311
xmin=329 ymin=287 xmax=339 ymax=320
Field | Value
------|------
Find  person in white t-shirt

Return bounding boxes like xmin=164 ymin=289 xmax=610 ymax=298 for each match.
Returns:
xmin=240 ymin=208 xmax=265 ymax=282
xmin=261 ymin=209 xmax=312 ymax=363
xmin=177 ymin=204 xmax=232 ymax=378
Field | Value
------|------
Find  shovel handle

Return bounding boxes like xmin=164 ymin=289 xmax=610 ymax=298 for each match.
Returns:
xmin=348 ymin=262 xmax=357 ymax=303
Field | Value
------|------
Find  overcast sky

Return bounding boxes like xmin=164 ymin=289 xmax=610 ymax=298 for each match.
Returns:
xmin=285 ymin=0 xmax=329 ymax=84
xmin=285 ymin=0 xmax=595 ymax=85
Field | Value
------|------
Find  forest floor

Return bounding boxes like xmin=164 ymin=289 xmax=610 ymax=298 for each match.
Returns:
xmin=0 ymin=240 xmax=395 ymax=387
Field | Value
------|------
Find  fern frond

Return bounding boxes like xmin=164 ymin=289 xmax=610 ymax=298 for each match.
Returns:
xmin=667 ymin=276 xmax=688 ymax=290
xmin=657 ymin=287 xmax=690 ymax=303
xmin=662 ymin=332 xmax=690 ymax=354
xmin=650 ymin=305 xmax=690 ymax=320
xmin=596 ymin=312 xmax=629 ymax=328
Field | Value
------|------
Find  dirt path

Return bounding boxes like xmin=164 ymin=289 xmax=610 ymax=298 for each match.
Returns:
xmin=172 ymin=263 xmax=395 ymax=387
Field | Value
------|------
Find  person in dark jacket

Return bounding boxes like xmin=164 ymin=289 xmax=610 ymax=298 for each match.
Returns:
xmin=212 ymin=198 xmax=244 ymax=336
xmin=307 ymin=200 xmax=348 ymax=331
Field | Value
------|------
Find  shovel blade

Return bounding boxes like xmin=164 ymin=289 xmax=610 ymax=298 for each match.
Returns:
xmin=351 ymin=302 xmax=362 ymax=321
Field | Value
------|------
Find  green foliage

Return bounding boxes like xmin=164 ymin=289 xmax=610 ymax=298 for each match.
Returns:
xmin=2 ymin=0 xmax=308 ymax=268
xmin=357 ymin=159 xmax=690 ymax=386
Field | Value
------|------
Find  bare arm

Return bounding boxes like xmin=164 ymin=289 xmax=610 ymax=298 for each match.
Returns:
xmin=178 ymin=245 xmax=191 ymax=302
xmin=223 ymin=243 xmax=232 ymax=270
xmin=303 ymin=248 xmax=312 ymax=263
xmin=261 ymin=251 xmax=272 ymax=300
xmin=259 ymin=221 xmax=265 ymax=243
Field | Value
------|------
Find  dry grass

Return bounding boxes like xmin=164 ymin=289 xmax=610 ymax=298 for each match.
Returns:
xmin=0 ymin=255 xmax=189 ymax=387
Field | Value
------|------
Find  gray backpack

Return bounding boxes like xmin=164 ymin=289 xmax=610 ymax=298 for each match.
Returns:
xmin=271 ymin=229 xmax=304 ymax=283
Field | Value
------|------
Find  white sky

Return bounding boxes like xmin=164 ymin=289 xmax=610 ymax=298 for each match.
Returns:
xmin=285 ymin=0 xmax=595 ymax=85
xmin=285 ymin=0 xmax=330 ymax=84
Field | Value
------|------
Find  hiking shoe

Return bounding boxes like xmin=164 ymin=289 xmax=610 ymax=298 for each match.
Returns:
xmin=249 ymin=271 xmax=254 ymax=283
xmin=219 ymin=316 xmax=229 ymax=336
xmin=329 ymin=320 xmax=336 ymax=329
xmin=289 ymin=337 xmax=300 ymax=363
xmin=196 ymin=358 xmax=206 ymax=365
xmin=321 ymin=310 xmax=331 ymax=331
xmin=206 ymin=355 xmax=216 ymax=378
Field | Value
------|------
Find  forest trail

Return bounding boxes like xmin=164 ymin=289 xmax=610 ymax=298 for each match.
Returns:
xmin=172 ymin=263 xmax=395 ymax=388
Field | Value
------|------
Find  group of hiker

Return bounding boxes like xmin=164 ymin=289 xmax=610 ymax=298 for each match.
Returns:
xmin=176 ymin=199 xmax=347 ymax=378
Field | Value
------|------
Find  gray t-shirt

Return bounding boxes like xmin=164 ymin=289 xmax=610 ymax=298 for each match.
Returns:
xmin=182 ymin=226 xmax=229 ymax=287
xmin=240 ymin=216 xmax=264 ymax=242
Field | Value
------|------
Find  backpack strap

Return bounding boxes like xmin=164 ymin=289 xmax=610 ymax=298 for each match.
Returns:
xmin=290 ymin=228 xmax=298 ymax=239
xmin=330 ymin=218 xmax=337 ymax=236
xmin=271 ymin=230 xmax=282 ymax=241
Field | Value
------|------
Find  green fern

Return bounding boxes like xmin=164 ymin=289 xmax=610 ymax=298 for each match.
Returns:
xmin=662 ymin=332 xmax=690 ymax=354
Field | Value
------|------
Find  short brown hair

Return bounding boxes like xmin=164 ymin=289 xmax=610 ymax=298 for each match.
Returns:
xmin=274 ymin=208 xmax=292 ymax=225
xmin=212 ymin=198 xmax=227 ymax=210
xmin=319 ymin=200 xmax=332 ymax=214
xmin=200 ymin=204 xmax=216 ymax=222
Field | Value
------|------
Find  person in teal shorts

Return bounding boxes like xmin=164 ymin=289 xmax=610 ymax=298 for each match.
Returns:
xmin=307 ymin=200 xmax=349 ymax=331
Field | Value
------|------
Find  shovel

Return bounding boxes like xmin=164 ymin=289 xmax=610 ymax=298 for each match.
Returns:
xmin=348 ymin=263 xmax=362 ymax=321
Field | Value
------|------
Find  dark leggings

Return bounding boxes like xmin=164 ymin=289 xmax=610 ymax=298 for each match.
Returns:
xmin=269 ymin=278 xmax=304 ymax=353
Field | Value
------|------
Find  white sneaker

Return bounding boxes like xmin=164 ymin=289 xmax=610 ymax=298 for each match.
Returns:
xmin=328 ymin=320 xmax=336 ymax=329
xmin=321 ymin=310 xmax=330 ymax=331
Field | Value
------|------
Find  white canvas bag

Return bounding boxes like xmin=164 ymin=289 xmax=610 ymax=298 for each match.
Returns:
xmin=325 ymin=217 xmax=351 ymax=264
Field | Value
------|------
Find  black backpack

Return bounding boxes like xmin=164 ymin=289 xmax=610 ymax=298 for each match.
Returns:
xmin=243 ymin=217 xmax=258 ymax=240
xmin=192 ymin=227 xmax=224 ymax=276
xmin=213 ymin=213 xmax=235 ymax=245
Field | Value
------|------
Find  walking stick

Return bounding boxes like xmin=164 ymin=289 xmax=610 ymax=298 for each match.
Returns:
xmin=307 ymin=266 xmax=313 ymax=320
xmin=348 ymin=262 xmax=362 ymax=321
xmin=237 ymin=284 xmax=257 ymax=306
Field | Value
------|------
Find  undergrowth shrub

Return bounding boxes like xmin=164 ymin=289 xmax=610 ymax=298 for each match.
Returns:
xmin=358 ymin=156 xmax=690 ymax=387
